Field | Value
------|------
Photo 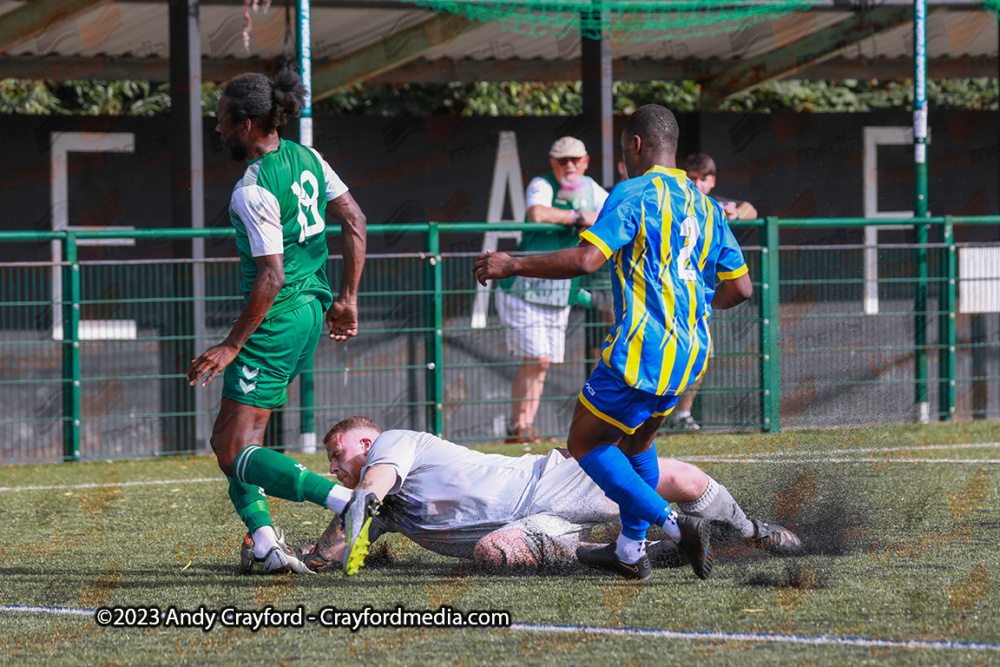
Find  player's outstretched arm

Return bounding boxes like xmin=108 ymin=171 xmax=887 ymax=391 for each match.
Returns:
xmin=473 ymin=240 xmax=606 ymax=286
xmin=711 ymin=272 xmax=753 ymax=310
xmin=326 ymin=192 xmax=367 ymax=341
xmin=187 ymin=255 xmax=284 ymax=387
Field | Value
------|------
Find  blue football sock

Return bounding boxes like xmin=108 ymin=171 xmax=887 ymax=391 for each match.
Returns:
xmin=618 ymin=448 xmax=661 ymax=541
xmin=579 ymin=445 xmax=673 ymax=534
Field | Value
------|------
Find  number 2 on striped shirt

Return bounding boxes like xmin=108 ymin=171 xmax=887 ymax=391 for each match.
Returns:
xmin=677 ymin=216 xmax=700 ymax=282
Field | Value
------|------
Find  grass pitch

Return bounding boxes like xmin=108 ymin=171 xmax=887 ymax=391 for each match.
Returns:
xmin=1 ymin=421 xmax=998 ymax=666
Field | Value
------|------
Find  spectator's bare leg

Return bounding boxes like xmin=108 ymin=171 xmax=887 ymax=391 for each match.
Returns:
xmin=511 ymin=356 xmax=551 ymax=429
xmin=674 ymin=375 xmax=703 ymax=416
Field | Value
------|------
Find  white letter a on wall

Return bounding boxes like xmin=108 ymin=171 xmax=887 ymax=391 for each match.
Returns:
xmin=471 ymin=131 xmax=525 ymax=328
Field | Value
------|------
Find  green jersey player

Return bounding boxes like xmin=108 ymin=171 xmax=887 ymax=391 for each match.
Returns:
xmin=187 ymin=70 xmax=373 ymax=575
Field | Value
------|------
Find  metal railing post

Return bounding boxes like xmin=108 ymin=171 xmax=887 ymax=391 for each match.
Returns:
xmin=939 ymin=216 xmax=956 ymax=422
xmin=760 ymin=216 xmax=781 ymax=432
xmin=915 ymin=224 xmax=929 ymax=422
xmin=913 ymin=0 xmax=931 ymax=423
xmin=426 ymin=222 xmax=444 ymax=435
xmin=300 ymin=367 xmax=316 ymax=452
xmin=296 ymin=0 xmax=316 ymax=454
xmin=62 ymin=231 xmax=81 ymax=461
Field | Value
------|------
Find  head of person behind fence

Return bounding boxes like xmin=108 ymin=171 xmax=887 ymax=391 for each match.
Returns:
xmin=681 ymin=153 xmax=717 ymax=196
xmin=620 ymin=104 xmax=680 ymax=180
xmin=215 ymin=69 xmax=306 ymax=162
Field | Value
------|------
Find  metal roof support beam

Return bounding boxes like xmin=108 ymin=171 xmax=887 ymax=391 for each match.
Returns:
xmin=581 ymin=6 xmax=614 ymax=190
xmin=168 ymin=0 xmax=204 ymax=238
xmin=0 ymin=0 xmax=113 ymax=53
xmin=311 ymin=12 xmax=484 ymax=100
xmin=700 ymin=5 xmax=914 ymax=105
xmin=167 ymin=0 xmax=204 ymax=450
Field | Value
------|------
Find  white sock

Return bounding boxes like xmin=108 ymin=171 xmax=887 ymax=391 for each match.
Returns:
xmin=660 ymin=510 xmax=682 ymax=543
xmin=324 ymin=485 xmax=353 ymax=514
xmin=614 ymin=533 xmax=646 ymax=564
xmin=252 ymin=526 xmax=279 ymax=558
xmin=674 ymin=410 xmax=691 ymax=420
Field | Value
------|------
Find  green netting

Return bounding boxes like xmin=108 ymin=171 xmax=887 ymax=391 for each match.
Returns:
xmin=981 ymin=0 xmax=1000 ymax=14
xmin=406 ymin=1 xmax=1000 ymax=41
xmin=402 ymin=1 xmax=827 ymax=40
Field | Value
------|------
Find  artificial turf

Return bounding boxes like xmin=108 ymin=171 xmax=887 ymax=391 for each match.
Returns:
xmin=1 ymin=421 xmax=997 ymax=665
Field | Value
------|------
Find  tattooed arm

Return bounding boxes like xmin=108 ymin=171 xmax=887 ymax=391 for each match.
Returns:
xmin=313 ymin=464 xmax=397 ymax=561
xmin=313 ymin=514 xmax=348 ymax=562
xmin=354 ymin=464 xmax=397 ymax=501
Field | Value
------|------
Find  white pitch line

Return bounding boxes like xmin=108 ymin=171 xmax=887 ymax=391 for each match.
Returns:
xmin=510 ymin=623 xmax=1000 ymax=652
xmin=681 ymin=457 xmax=1000 ymax=464
xmin=2 ymin=608 xmax=997 ymax=652
xmin=1 ymin=443 xmax=997 ymax=493
xmin=0 ymin=605 xmax=93 ymax=617
xmin=703 ymin=441 xmax=1000 ymax=458
xmin=0 ymin=473 xmax=336 ymax=493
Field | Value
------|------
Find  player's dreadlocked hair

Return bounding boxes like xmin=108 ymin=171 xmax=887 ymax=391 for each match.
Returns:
xmin=223 ymin=68 xmax=306 ymax=134
xmin=623 ymin=104 xmax=680 ymax=156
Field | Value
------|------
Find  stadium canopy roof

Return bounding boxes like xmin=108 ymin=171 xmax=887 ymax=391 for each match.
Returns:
xmin=0 ymin=0 xmax=996 ymax=105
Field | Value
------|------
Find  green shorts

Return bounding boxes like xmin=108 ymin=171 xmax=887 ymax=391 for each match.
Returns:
xmin=222 ymin=299 xmax=323 ymax=409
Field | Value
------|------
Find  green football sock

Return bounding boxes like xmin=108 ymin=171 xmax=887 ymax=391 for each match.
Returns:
xmin=227 ymin=476 xmax=272 ymax=534
xmin=233 ymin=446 xmax=336 ymax=507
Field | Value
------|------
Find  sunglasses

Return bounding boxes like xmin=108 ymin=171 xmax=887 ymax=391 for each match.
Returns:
xmin=555 ymin=156 xmax=586 ymax=165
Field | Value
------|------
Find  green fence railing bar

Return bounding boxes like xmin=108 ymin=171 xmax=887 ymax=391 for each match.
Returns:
xmin=0 ymin=216 xmax=997 ymax=463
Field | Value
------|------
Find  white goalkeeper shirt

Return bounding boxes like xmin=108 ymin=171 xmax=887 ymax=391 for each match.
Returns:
xmin=362 ymin=430 xmax=555 ymax=555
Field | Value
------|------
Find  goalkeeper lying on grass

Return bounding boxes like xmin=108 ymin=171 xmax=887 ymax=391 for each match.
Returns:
xmin=249 ymin=416 xmax=800 ymax=579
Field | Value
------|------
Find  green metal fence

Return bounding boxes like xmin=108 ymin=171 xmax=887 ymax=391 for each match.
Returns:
xmin=1 ymin=218 xmax=998 ymax=464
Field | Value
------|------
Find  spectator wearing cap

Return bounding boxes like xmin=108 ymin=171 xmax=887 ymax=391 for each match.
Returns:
xmin=495 ymin=137 xmax=610 ymax=443
xmin=671 ymin=153 xmax=757 ymax=431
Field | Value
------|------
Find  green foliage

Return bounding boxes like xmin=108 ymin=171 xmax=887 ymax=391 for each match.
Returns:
xmin=321 ymin=82 xmax=470 ymax=116
xmin=323 ymin=78 xmax=998 ymax=116
xmin=720 ymin=78 xmax=999 ymax=112
xmin=202 ymin=82 xmax=225 ymax=116
xmin=927 ymin=77 xmax=999 ymax=110
xmin=0 ymin=79 xmax=223 ymax=116
xmin=319 ymin=80 xmax=702 ymax=116
xmin=0 ymin=79 xmax=66 ymax=115
xmin=3 ymin=77 xmax=997 ymax=117
xmin=55 ymin=80 xmax=171 ymax=116
xmin=463 ymin=82 xmax=583 ymax=116
xmin=614 ymin=80 xmax=703 ymax=114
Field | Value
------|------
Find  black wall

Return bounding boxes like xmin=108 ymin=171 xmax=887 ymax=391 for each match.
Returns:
xmin=2 ymin=110 xmax=997 ymax=262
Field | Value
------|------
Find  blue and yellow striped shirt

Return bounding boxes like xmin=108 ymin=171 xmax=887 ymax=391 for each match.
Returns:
xmin=580 ymin=165 xmax=748 ymax=396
